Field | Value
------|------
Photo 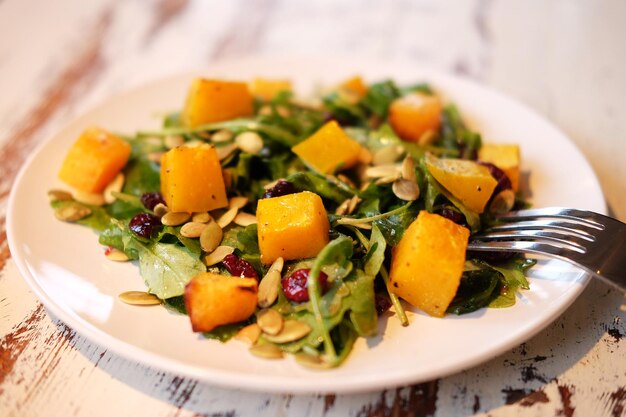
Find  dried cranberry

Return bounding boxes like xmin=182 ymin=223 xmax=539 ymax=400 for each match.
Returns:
xmin=140 ymin=192 xmax=166 ymax=211
xmin=478 ymin=162 xmax=512 ymax=195
xmin=129 ymin=212 xmax=161 ymax=238
xmin=437 ymin=206 xmax=467 ymax=226
xmin=375 ymin=293 xmax=392 ymax=315
xmin=221 ymin=254 xmax=258 ymax=279
xmin=281 ymin=269 xmax=329 ymax=302
xmin=262 ymin=180 xmax=297 ymax=199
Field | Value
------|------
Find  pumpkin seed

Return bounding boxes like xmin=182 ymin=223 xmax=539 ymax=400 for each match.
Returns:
xmin=401 ymin=155 xmax=417 ymax=182
xmin=235 ymin=323 xmax=261 ymax=345
xmin=161 ymin=211 xmax=191 ymax=226
xmin=258 ymin=270 xmax=281 ymax=308
xmin=103 ymin=173 xmax=125 ymax=204
xmin=147 ymin=152 xmax=164 ymax=164
xmin=489 ymin=189 xmax=515 ymax=214
xmin=217 ymin=207 xmax=238 ymax=228
xmin=233 ymin=212 xmax=257 ymax=227
xmin=47 ymin=189 xmax=73 ymax=202
xmin=295 ymin=353 xmax=331 ymax=369
xmin=375 ymin=173 xmax=402 ymax=185
xmin=118 ymin=291 xmax=161 ymax=306
xmin=200 ymin=220 xmax=223 ymax=253
xmin=372 ymin=146 xmax=403 ymax=166
xmin=184 ymin=140 xmax=203 ymax=148
xmin=153 ymin=203 xmax=168 ymax=217
xmin=211 ymin=129 xmax=234 ymax=143
xmin=263 ymin=179 xmax=282 ymax=190
xmin=256 ymin=309 xmax=284 ymax=335
xmin=191 ymin=212 xmax=210 ymax=223
xmin=337 ymin=174 xmax=356 ymax=189
xmin=180 ymin=221 xmax=207 ymax=238
xmin=347 ymin=195 xmax=362 ymax=214
xmin=335 ymin=199 xmax=351 ymax=216
xmin=215 ymin=143 xmax=238 ymax=160
xmin=229 ymin=196 xmax=249 ymax=210
xmin=74 ymin=190 xmax=106 ymax=206
xmin=249 ymin=344 xmax=284 ymax=359
xmin=276 ymin=106 xmax=291 ymax=118
xmin=105 ymin=248 xmax=129 ymax=262
xmin=54 ymin=203 xmax=92 ymax=222
xmin=204 ymin=245 xmax=235 ymax=266
xmin=164 ymin=134 xmax=185 ymax=149
xmin=258 ymin=105 xmax=272 ymax=116
xmin=418 ymin=129 xmax=437 ymax=146
xmin=263 ymin=320 xmax=311 ymax=344
xmin=392 ymin=178 xmax=420 ymax=201
xmin=235 ymin=131 xmax=264 ymax=155
xmin=365 ymin=164 xmax=401 ymax=179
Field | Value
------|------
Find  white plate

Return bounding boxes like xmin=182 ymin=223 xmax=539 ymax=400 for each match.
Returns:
xmin=7 ymin=58 xmax=606 ymax=394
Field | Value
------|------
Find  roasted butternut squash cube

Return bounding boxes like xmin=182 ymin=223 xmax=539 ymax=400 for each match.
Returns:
xmin=181 ymin=78 xmax=254 ymax=127
xmin=338 ymin=76 xmax=368 ymax=101
xmin=388 ymin=92 xmax=442 ymax=142
xmin=160 ymin=144 xmax=228 ymax=213
xmin=389 ymin=211 xmax=469 ymax=317
xmin=184 ymin=272 xmax=258 ymax=332
xmin=257 ymin=191 xmax=330 ymax=264
xmin=249 ymin=78 xmax=292 ymax=101
xmin=292 ymin=121 xmax=363 ymax=174
xmin=58 ymin=127 xmax=131 ymax=193
xmin=478 ymin=144 xmax=521 ymax=192
xmin=425 ymin=153 xmax=497 ymax=214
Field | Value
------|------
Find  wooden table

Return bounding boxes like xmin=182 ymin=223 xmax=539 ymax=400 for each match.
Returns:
xmin=2 ymin=1 xmax=625 ymax=415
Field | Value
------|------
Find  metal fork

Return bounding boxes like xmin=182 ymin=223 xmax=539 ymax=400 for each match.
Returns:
xmin=468 ymin=207 xmax=626 ymax=291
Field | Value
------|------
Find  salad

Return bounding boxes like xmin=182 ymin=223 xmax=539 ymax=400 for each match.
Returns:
xmin=49 ymin=75 xmax=534 ymax=368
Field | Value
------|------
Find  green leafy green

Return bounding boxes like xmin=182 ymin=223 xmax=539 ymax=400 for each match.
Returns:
xmin=124 ymin=236 xmax=205 ymax=299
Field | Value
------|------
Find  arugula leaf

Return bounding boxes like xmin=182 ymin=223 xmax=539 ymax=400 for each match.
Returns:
xmin=124 ymin=236 xmax=206 ymax=299
xmin=487 ymin=258 xmax=535 ymax=308
xmin=361 ymin=80 xmax=402 ymax=118
xmin=51 ymin=200 xmax=112 ymax=232
xmin=286 ymin=171 xmax=353 ymax=204
xmin=447 ymin=268 xmax=501 ymax=315
xmin=439 ymin=104 xmax=482 ymax=160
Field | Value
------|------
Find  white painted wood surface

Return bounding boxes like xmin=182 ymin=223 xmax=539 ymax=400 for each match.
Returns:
xmin=1 ymin=1 xmax=625 ymax=416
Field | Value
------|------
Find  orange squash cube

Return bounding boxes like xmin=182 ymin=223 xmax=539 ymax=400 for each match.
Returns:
xmin=256 ymin=191 xmax=330 ymax=264
xmin=425 ymin=153 xmax=497 ymax=214
xmin=388 ymin=92 xmax=442 ymax=142
xmin=389 ymin=211 xmax=469 ymax=318
xmin=181 ymin=78 xmax=254 ymax=127
xmin=184 ymin=272 xmax=258 ymax=332
xmin=58 ymin=127 xmax=131 ymax=193
xmin=478 ymin=144 xmax=521 ymax=192
xmin=160 ymin=144 xmax=228 ymax=213
xmin=292 ymin=121 xmax=363 ymax=174
xmin=249 ymin=78 xmax=292 ymax=101
xmin=338 ymin=76 xmax=368 ymax=101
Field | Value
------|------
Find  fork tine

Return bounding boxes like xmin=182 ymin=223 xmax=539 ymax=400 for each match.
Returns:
xmin=467 ymin=240 xmax=581 ymax=260
xmin=484 ymin=219 xmax=597 ymax=240
xmin=497 ymin=207 xmax=604 ymax=230
xmin=471 ymin=230 xmax=587 ymax=253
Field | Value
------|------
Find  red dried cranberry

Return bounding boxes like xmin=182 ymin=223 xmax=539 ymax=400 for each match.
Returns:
xmin=478 ymin=162 xmax=512 ymax=195
xmin=140 ymin=192 xmax=166 ymax=211
xmin=281 ymin=269 xmax=329 ymax=302
xmin=221 ymin=254 xmax=258 ymax=279
xmin=375 ymin=293 xmax=392 ymax=315
xmin=129 ymin=212 xmax=161 ymax=238
xmin=437 ymin=206 xmax=467 ymax=226
xmin=262 ymin=180 xmax=297 ymax=199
